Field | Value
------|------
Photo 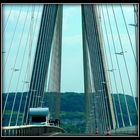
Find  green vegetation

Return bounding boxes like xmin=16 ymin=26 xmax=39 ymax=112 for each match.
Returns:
xmin=44 ymin=92 xmax=138 ymax=133
xmin=60 ymin=111 xmax=85 ymax=133
xmin=2 ymin=92 xmax=138 ymax=133
xmin=4 ymin=110 xmax=22 ymax=115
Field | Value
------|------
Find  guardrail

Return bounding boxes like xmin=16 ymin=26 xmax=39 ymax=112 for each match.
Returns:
xmin=2 ymin=125 xmax=65 ymax=136
xmin=110 ymin=125 xmax=138 ymax=136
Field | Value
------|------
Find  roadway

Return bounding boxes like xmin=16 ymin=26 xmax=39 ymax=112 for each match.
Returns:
xmin=42 ymin=132 xmax=138 ymax=136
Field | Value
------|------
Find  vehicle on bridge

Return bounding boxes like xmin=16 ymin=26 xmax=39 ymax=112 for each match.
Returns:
xmin=29 ymin=107 xmax=50 ymax=126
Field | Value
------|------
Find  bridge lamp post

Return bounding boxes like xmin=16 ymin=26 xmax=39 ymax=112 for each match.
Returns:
xmin=107 ymin=69 xmax=117 ymax=72
xmin=11 ymin=68 xmax=20 ymax=71
xmin=23 ymin=81 xmax=30 ymax=84
xmin=2 ymin=51 xmax=6 ymax=53
xmin=115 ymin=51 xmax=127 ymax=55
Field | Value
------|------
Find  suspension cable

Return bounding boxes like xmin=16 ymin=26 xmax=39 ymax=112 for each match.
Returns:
xmin=82 ymin=5 xmax=112 ymax=133
xmin=28 ymin=5 xmax=46 ymax=110
xmin=32 ymin=5 xmax=47 ymax=109
xmin=120 ymin=4 xmax=137 ymax=68
xmin=106 ymin=5 xmax=132 ymax=127
xmin=112 ymin=5 xmax=137 ymax=113
xmin=37 ymin=5 xmax=58 ymax=109
xmin=30 ymin=5 xmax=42 ymax=108
xmin=96 ymin=5 xmax=113 ymax=130
xmin=14 ymin=6 xmax=37 ymax=124
xmin=27 ymin=5 xmax=38 ymax=109
xmin=106 ymin=5 xmax=130 ymax=126
xmin=98 ymin=5 xmax=120 ymax=128
xmin=8 ymin=7 xmax=30 ymax=126
xmin=24 ymin=5 xmax=36 ymax=124
xmin=3 ymin=5 xmax=13 ymax=32
xmin=94 ymin=9 xmax=105 ymax=133
xmin=3 ymin=6 xmax=23 ymax=116
xmin=15 ymin=28 xmax=31 ymax=125
xmin=94 ymin=7 xmax=107 ymax=133
xmin=4 ymin=6 xmax=22 ymax=70
xmin=101 ymin=5 xmax=125 ymax=128
xmin=94 ymin=6 xmax=111 ymax=132
xmin=16 ymin=5 xmax=42 ymax=125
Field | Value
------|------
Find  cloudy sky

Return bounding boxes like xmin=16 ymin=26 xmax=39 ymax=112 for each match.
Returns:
xmin=2 ymin=4 xmax=137 ymax=97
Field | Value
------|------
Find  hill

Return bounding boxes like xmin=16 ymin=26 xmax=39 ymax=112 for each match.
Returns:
xmin=2 ymin=92 xmax=138 ymax=133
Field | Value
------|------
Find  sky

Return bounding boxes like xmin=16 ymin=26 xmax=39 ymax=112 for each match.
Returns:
xmin=61 ymin=5 xmax=84 ymax=93
xmin=99 ymin=5 xmax=137 ymax=97
xmin=2 ymin=4 xmax=137 ymax=96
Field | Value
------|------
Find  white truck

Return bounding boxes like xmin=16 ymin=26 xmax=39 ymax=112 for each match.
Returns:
xmin=29 ymin=107 xmax=50 ymax=126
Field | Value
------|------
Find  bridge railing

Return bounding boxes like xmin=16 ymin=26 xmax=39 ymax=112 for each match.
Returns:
xmin=2 ymin=125 xmax=65 ymax=136
xmin=110 ymin=125 xmax=138 ymax=135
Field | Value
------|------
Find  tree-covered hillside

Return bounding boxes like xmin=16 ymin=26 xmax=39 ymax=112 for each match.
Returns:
xmin=2 ymin=92 xmax=138 ymax=133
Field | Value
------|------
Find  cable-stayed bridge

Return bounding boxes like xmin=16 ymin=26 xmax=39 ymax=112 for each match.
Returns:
xmin=2 ymin=4 xmax=138 ymax=136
